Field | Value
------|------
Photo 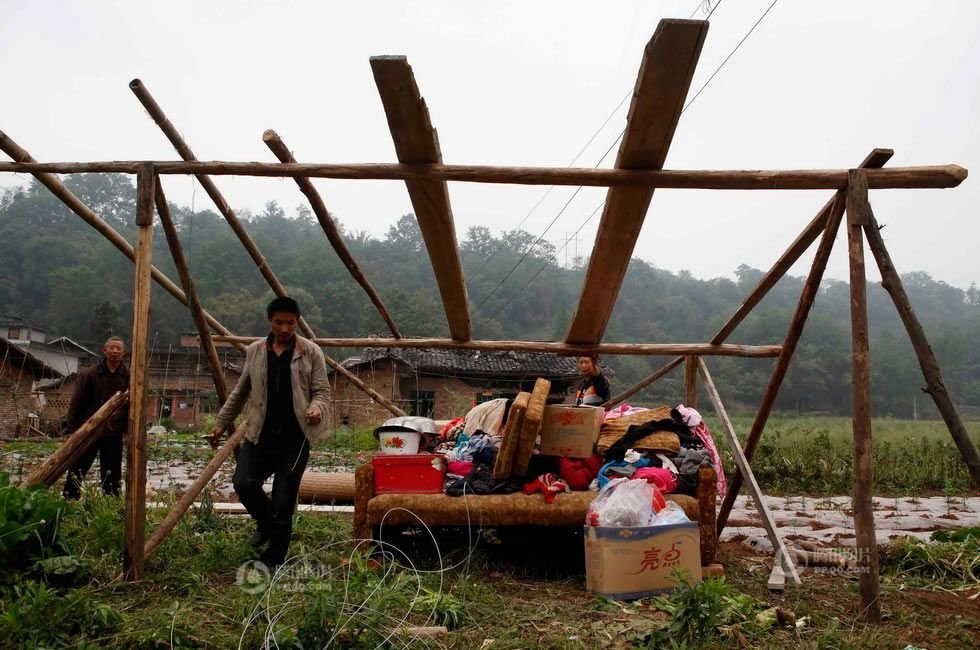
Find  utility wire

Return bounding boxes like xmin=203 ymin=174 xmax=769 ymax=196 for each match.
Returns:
xmin=490 ymin=0 xmax=780 ymax=312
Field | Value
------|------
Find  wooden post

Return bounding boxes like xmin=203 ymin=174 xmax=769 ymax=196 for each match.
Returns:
xmin=21 ymin=391 xmax=129 ymax=488
xmin=154 ymin=181 xmax=227 ymax=404
xmin=684 ymin=356 xmax=698 ymax=408
xmin=262 ymin=129 xmax=402 ymax=339
xmin=0 ymin=130 xmax=243 ymax=352
xmin=716 ymin=196 xmax=847 ymax=535
xmin=845 ymin=169 xmax=882 ymax=622
xmin=697 ymin=358 xmax=800 ymax=588
xmin=143 ymin=428 xmax=246 ymax=559
xmin=124 ymin=164 xmax=155 ymax=582
xmin=863 ymin=217 xmax=980 ymax=488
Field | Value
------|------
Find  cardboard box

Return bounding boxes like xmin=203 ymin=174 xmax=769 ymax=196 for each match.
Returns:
xmin=539 ymin=405 xmax=603 ymax=458
xmin=584 ymin=522 xmax=702 ymax=600
xmin=372 ymin=453 xmax=446 ymax=494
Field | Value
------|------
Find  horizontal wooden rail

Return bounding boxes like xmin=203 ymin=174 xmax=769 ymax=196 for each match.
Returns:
xmin=0 ymin=161 xmax=966 ymax=189
xmin=208 ymin=335 xmax=781 ymax=357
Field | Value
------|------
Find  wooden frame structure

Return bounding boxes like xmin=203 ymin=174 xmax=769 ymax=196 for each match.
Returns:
xmin=2 ymin=18 xmax=976 ymax=621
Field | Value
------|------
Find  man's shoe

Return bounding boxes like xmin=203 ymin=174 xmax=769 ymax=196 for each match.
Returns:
xmin=249 ymin=528 xmax=270 ymax=548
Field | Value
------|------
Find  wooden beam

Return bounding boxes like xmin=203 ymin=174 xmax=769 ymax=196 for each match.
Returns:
xmin=21 ymin=390 xmax=129 ymax=488
xmin=371 ymin=56 xmax=471 ymax=341
xmin=155 ymin=181 xmax=228 ymax=404
xmin=697 ymin=357 xmax=800 ymax=588
xmin=607 ymin=149 xmax=894 ymax=410
xmin=143 ymin=428 xmax=246 ymax=560
xmin=0 ymin=160 xmax=966 ymax=190
xmin=209 ymin=335 xmax=780 ymax=357
xmin=0 ymin=130 xmax=243 ymax=351
xmin=684 ymin=356 xmax=698 ymax=408
xmin=845 ymin=169 xmax=882 ymax=622
xmin=128 ymin=79 xmax=318 ymax=341
xmin=566 ymin=20 xmax=709 ymax=344
xmin=717 ymin=195 xmax=846 ymax=535
xmin=604 ymin=357 xmax=683 ymax=407
xmin=123 ymin=164 xmax=154 ymax=582
xmin=262 ymin=129 xmax=402 ymax=338
xmin=864 ymin=217 xmax=980 ymax=487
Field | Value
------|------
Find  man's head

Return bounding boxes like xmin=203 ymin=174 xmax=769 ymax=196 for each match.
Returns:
xmin=267 ymin=296 xmax=301 ymax=345
xmin=103 ymin=336 xmax=126 ymax=365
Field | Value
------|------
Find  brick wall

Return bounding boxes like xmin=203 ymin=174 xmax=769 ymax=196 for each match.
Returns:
xmin=0 ymin=370 xmax=37 ymax=437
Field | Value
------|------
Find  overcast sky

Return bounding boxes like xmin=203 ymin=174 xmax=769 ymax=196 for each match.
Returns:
xmin=2 ymin=0 xmax=978 ymax=291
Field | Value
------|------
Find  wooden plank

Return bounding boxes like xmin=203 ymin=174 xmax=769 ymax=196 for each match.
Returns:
xmin=209 ymin=335 xmax=781 ymax=357
xmin=21 ymin=391 xmax=128 ymax=488
xmin=370 ymin=56 xmax=471 ymax=341
xmin=0 ymin=160 xmax=966 ymax=189
xmin=716 ymin=195 xmax=846 ymax=535
xmin=123 ymin=164 xmax=154 ymax=582
xmin=128 ymin=80 xmax=318 ymax=341
xmin=0 ymin=130 xmax=242 ymax=349
xmin=697 ymin=357 xmax=800 ymax=587
xmin=263 ymin=129 xmax=402 ymax=338
xmin=155 ymin=182 xmax=228 ymax=404
xmin=684 ymin=356 xmax=698 ymax=408
xmin=566 ymin=19 xmax=709 ymax=344
xmin=863 ymin=214 xmax=980 ymax=487
xmin=845 ymin=169 xmax=882 ymax=622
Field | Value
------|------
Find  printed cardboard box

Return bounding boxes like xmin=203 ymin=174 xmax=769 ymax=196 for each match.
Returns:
xmin=584 ymin=522 xmax=702 ymax=600
xmin=539 ymin=405 xmax=603 ymax=458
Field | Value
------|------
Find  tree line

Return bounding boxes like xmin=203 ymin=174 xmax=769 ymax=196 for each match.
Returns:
xmin=2 ymin=174 xmax=978 ymax=418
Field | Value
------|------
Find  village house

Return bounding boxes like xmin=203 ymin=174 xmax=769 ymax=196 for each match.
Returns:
xmin=0 ymin=335 xmax=63 ymax=436
xmin=328 ymin=347 xmax=603 ymax=428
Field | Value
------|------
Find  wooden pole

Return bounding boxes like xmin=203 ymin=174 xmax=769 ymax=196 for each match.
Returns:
xmin=697 ymin=358 xmax=800 ymax=588
xmin=604 ymin=357 xmax=683 ymax=407
xmin=0 ymin=160 xmax=966 ymax=190
xmin=124 ymin=164 xmax=155 ymax=582
xmin=143 ymin=428 xmax=246 ymax=560
xmin=21 ymin=390 xmax=129 ymax=488
xmin=154 ymin=181 xmax=228 ymax=404
xmin=207 ymin=336 xmax=782 ymax=358
xmin=605 ymin=149 xmax=896 ymax=409
xmin=684 ymin=356 xmax=698 ymax=408
xmin=128 ymin=80 xmax=318 ymax=341
xmin=845 ymin=169 xmax=882 ymax=622
xmin=716 ymin=195 xmax=847 ymax=535
xmin=0 ymin=130 xmax=244 ymax=352
xmin=863 ymin=218 xmax=980 ymax=487
xmin=262 ymin=129 xmax=402 ymax=339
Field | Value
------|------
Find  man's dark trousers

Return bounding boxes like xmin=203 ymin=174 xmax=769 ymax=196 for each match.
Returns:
xmin=233 ymin=430 xmax=310 ymax=565
xmin=62 ymin=434 xmax=124 ymax=499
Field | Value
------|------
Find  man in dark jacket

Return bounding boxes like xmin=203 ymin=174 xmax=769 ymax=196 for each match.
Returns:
xmin=62 ymin=336 xmax=129 ymax=499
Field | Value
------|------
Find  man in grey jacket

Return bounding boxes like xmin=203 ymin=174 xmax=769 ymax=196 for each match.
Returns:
xmin=209 ymin=296 xmax=330 ymax=567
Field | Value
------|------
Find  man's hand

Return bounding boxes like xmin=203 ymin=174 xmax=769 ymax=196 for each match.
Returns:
xmin=305 ymin=407 xmax=321 ymax=425
xmin=207 ymin=425 xmax=225 ymax=450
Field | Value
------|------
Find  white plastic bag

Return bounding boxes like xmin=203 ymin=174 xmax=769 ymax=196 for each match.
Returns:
xmin=588 ymin=477 xmax=656 ymax=527
xmin=651 ymin=501 xmax=690 ymax=526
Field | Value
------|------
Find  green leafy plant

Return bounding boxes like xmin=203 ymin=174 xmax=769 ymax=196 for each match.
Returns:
xmin=0 ymin=472 xmax=68 ymax=581
xmin=0 ymin=581 xmax=121 ymax=648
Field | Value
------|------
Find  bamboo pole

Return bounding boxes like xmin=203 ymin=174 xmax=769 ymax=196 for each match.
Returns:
xmin=123 ymin=164 xmax=155 ymax=582
xmin=697 ymin=358 xmax=800 ymax=588
xmin=155 ymin=182 xmax=228 ymax=404
xmin=605 ymin=150 xmax=896 ymax=408
xmin=716 ymin=196 xmax=846 ymax=535
xmin=262 ymin=129 xmax=401 ymax=338
xmin=143 ymin=428 xmax=246 ymax=560
xmin=0 ymin=160 xmax=966 ymax=190
xmin=845 ymin=169 xmax=882 ymax=622
xmin=863 ymin=219 xmax=980 ymax=487
xmin=0 ymin=130 xmax=245 ymax=354
xmin=208 ymin=336 xmax=782 ymax=357
xmin=21 ymin=391 xmax=129 ymax=488
xmin=684 ymin=356 xmax=698 ymax=408
xmin=128 ymin=80 xmax=318 ymax=342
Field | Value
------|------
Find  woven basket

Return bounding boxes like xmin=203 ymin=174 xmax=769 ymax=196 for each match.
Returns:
xmin=595 ymin=405 xmax=680 ymax=454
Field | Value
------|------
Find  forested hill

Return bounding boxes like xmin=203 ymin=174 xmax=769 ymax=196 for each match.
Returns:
xmin=2 ymin=174 xmax=978 ymax=417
